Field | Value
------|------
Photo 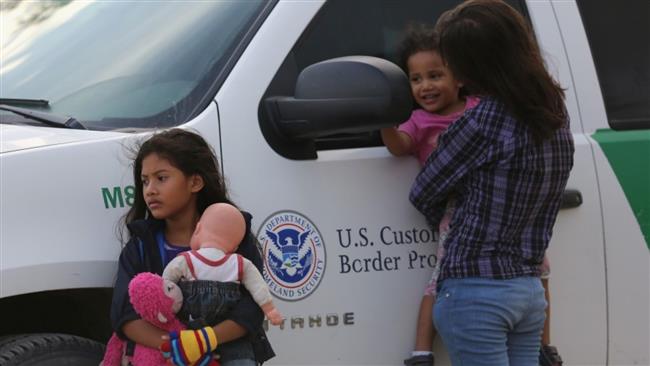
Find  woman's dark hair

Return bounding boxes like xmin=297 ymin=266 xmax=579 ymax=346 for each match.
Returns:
xmin=436 ymin=0 xmax=566 ymax=140
xmin=122 ymin=128 xmax=233 ymax=235
xmin=398 ymin=23 xmax=440 ymax=72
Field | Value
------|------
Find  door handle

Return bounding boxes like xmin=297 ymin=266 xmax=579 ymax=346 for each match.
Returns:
xmin=560 ymin=189 xmax=582 ymax=209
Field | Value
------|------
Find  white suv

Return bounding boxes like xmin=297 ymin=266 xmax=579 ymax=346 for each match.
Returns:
xmin=1 ymin=1 xmax=648 ymax=365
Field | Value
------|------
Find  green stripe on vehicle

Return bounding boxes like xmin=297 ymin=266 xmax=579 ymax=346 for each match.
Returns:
xmin=592 ymin=129 xmax=650 ymax=249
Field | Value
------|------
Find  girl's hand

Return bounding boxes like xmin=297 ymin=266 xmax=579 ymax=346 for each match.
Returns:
xmin=160 ymin=327 xmax=218 ymax=365
xmin=430 ymin=134 xmax=440 ymax=150
xmin=380 ymin=127 xmax=413 ymax=156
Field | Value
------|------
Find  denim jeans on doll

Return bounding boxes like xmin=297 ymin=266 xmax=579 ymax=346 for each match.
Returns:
xmin=179 ymin=280 xmax=256 ymax=363
xmin=433 ymin=277 xmax=546 ymax=366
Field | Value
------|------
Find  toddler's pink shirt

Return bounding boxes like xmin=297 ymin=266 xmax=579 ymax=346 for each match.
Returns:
xmin=398 ymin=96 xmax=480 ymax=165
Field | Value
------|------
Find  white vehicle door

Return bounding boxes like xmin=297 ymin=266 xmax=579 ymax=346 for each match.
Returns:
xmin=527 ymin=1 xmax=610 ymax=364
xmin=553 ymin=1 xmax=650 ymax=364
xmin=218 ymin=2 xmax=440 ymax=364
xmin=218 ymin=0 xmax=608 ymax=364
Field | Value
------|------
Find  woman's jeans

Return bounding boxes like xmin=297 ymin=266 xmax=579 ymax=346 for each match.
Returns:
xmin=433 ymin=277 xmax=546 ymax=366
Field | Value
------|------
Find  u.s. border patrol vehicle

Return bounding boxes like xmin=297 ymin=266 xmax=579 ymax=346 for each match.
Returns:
xmin=1 ymin=1 xmax=648 ymax=365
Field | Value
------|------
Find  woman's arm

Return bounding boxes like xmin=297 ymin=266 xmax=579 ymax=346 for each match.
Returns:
xmin=212 ymin=320 xmax=247 ymax=343
xmin=123 ymin=319 xmax=168 ymax=349
xmin=381 ymin=127 xmax=414 ymax=156
xmin=409 ymin=115 xmax=490 ymax=224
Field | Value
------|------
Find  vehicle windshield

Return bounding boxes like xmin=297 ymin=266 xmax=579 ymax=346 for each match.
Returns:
xmin=0 ymin=0 xmax=265 ymax=130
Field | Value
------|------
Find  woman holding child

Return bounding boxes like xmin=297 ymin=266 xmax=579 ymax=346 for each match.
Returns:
xmin=409 ymin=1 xmax=574 ymax=365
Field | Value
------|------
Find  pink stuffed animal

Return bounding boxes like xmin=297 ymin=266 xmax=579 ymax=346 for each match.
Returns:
xmin=102 ymin=272 xmax=185 ymax=366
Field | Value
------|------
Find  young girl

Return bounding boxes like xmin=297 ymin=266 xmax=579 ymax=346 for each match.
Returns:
xmin=410 ymin=1 xmax=574 ymax=365
xmin=380 ymin=24 xmax=479 ymax=366
xmin=109 ymin=129 xmax=275 ymax=366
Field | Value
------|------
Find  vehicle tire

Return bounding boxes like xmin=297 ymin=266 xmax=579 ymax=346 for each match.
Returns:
xmin=0 ymin=335 xmax=31 ymax=350
xmin=0 ymin=333 xmax=104 ymax=366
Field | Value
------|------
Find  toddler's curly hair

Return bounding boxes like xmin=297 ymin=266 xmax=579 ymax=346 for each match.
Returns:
xmin=397 ymin=23 xmax=440 ymax=72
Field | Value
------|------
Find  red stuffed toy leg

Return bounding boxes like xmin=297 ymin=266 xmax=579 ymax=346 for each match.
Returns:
xmin=101 ymin=333 xmax=125 ymax=366
xmin=132 ymin=344 xmax=169 ymax=366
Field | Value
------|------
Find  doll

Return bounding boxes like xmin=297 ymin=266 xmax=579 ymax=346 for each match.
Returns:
xmin=163 ymin=203 xmax=283 ymax=327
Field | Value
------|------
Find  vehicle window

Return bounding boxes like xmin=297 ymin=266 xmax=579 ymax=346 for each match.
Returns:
xmin=259 ymin=0 xmax=529 ymax=156
xmin=577 ymin=0 xmax=650 ymax=130
xmin=0 ymin=0 xmax=267 ymax=130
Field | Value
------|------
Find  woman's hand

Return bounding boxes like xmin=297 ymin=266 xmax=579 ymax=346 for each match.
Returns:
xmin=122 ymin=319 xmax=168 ymax=349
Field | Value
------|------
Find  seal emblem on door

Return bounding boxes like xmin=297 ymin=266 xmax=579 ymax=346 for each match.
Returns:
xmin=258 ymin=210 xmax=326 ymax=301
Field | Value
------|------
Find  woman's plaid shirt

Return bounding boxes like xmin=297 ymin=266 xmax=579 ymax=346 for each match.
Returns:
xmin=410 ymin=97 xmax=574 ymax=281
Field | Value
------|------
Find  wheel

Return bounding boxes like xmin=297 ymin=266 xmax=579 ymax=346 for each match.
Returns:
xmin=0 ymin=334 xmax=104 ymax=366
xmin=0 ymin=335 xmax=31 ymax=349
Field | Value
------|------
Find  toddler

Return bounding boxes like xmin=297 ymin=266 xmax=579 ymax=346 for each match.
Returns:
xmin=381 ymin=24 xmax=479 ymax=366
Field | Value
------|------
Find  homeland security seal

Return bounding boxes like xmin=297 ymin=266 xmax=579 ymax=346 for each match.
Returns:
xmin=257 ymin=211 xmax=326 ymax=301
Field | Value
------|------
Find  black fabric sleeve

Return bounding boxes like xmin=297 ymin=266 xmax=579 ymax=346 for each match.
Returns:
xmin=110 ymin=239 xmax=144 ymax=339
xmin=228 ymin=212 xmax=264 ymax=334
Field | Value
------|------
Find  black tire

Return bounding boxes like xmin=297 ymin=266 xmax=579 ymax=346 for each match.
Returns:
xmin=0 ymin=334 xmax=104 ymax=366
xmin=0 ymin=335 xmax=31 ymax=350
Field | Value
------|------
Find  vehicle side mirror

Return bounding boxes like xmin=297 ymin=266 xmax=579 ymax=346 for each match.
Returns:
xmin=262 ymin=56 xmax=412 ymax=159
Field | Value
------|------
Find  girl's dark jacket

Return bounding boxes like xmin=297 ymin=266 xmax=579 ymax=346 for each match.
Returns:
xmin=110 ymin=211 xmax=275 ymax=363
